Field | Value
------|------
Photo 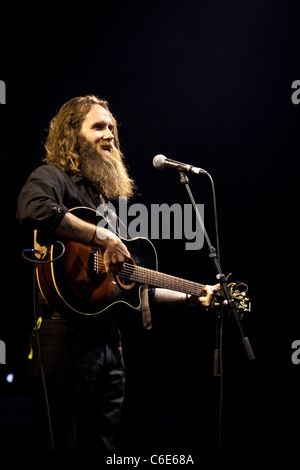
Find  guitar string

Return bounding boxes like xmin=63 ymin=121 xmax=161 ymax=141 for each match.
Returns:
xmin=93 ymin=257 xmax=247 ymax=304
xmin=94 ymin=257 xmax=205 ymax=296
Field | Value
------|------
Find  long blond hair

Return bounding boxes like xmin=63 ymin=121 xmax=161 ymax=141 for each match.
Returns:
xmin=44 ymin=95 xmax=121 ymax=174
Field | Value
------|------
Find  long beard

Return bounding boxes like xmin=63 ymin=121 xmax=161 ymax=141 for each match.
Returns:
xmin=77 ymin=137 xmax=136 ymax=200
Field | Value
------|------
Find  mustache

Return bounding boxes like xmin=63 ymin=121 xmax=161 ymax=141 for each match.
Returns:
xmin=99 ymin=139 xmax=114 ymax=151
xmin=78 ymin=137 xmax=119 ymax=160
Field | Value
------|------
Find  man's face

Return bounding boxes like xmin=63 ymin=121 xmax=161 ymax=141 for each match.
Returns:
xmin=79 ymin=104 xmax=114 ymax=152
xmin=76 ymin=103 xmax=135 ymax=199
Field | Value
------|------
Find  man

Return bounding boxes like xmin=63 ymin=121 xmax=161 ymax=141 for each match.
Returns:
xmin=17 ymin=95 xmax=215 ymax=450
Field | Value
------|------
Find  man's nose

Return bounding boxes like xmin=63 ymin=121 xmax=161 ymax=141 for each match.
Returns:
xmin=103 ymin=127 xmax=114 ymax=141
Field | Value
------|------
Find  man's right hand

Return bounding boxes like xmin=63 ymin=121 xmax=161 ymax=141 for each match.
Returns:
xmin=99 ymin=232 xmax=130 ymax=275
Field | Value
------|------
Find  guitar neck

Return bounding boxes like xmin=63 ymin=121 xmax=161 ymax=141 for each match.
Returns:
xmin=120 ymin=263 xmax=205 ymax=297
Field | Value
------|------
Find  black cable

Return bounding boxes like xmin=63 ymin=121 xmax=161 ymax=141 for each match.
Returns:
xmin=32 ymin=263 xmax=55 ymax=450
xmin=22 ymin=240 xmax=65 ymax=450
xmin=22 ymin=240 xmax=65 ymax=264
xmin=206 ymin=172 xmax=220 ymax=262
xmin=22 ymin=242 xmax=64 ymax=450
xmin=205 ymin=172 xmax=223 ymax=449
xmin=218 ymin=306 xmax=224 ymax=450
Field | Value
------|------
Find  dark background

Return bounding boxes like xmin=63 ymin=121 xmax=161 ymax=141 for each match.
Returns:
xmin=0 ymin=0 xmax=299 ymax=454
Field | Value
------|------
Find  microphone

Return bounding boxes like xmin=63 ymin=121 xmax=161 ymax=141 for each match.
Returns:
xmin=153 ymin=154 xmax=207 ymax=175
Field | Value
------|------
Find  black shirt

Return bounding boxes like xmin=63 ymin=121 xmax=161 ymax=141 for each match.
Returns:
xmin=17 ymin=164 xmax=102 ymax=246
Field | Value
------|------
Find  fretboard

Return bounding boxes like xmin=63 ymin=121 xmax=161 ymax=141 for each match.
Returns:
xmin=119 ymin=263 xmax=205 ymax=297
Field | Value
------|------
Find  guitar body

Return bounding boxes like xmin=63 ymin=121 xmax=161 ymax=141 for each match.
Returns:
xmin=36 ymin=207 xmax=158 ymax=316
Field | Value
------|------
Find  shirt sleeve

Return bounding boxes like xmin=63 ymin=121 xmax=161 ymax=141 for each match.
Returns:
xmin=17 ymin=165 xmax=70 ymax=244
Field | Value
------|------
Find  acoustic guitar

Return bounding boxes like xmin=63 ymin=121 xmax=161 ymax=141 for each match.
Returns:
xmin=36 ymin=207 xmax=250 ymax=317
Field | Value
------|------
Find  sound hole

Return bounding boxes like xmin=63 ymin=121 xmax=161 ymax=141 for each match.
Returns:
xmin=115 ymin=257 xmax=136 ymax=291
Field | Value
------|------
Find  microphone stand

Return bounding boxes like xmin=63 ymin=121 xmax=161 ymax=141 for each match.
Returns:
xmin=178 ymin=171 xmax=255 ymax=360
xmin=178 ymin=171 xmax=255 ymax=448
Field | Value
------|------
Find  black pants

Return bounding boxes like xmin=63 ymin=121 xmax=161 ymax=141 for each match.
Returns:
xmin=27 ymin=316 xmax=125 ymax=451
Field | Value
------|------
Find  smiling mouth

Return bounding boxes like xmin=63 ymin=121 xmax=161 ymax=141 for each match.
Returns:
xmin=101 ymin=145 xmax=111 ymax=152
xmin=100 ymin=139 xmax=113 ymax=151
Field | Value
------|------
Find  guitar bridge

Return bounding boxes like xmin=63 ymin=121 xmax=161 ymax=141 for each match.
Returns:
xmin=88 ymin=247 xmax=100 ymax=278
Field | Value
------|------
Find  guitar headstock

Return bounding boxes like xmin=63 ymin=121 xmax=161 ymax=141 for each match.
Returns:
xmin=228 ymin=281 xmax=251 ymax=319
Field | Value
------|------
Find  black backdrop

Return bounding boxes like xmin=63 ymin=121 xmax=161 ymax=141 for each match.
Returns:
xmin=1 ymin=0 xmax=300 ymax=453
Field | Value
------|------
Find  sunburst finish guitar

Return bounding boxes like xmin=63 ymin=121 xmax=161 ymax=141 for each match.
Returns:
xmin=36 ymin=207 xmax=250 ymax=317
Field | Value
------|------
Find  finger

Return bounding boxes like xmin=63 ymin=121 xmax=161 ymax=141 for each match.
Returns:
xmin=204 ymin=285 xmax=214 ymax=296
xmin=107 ymin=256 xmax=127 ymax=275
xmin=117 ymin=251 xmax=130 ymax=264
xmin=199 ymin=296 xmax=210 ymax=307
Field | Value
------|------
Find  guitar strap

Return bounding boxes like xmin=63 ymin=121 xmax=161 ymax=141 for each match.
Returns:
xmin=141 ymin=285 xmax=152 ymax=330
